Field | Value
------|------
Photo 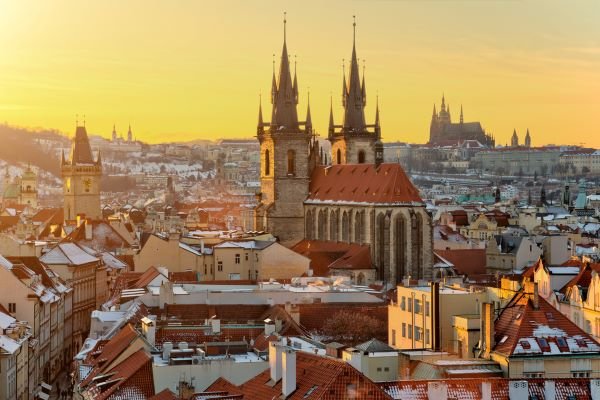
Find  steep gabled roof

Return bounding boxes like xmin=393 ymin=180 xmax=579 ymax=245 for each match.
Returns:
xmin=307 ymin=164 xmax=422 ymax=205
xmin=84 ymin=348 xmax=154 ymax=400
xmin=40 ymin=242 xmax=99 ymax=266
xmin=291 ymin=240 xmax=372 ymax=276
xmin=493 ymin=292 xmax=600 ymax=357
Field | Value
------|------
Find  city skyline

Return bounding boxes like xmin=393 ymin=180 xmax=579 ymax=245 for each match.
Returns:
xmin=1 ymin=1 xmax=600 ymax=146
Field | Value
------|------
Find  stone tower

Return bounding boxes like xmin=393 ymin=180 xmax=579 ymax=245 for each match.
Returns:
xmin=524 ymin=129 xmax=531 ymax=148
xmin=511 ymin=129 xmax=519 ymax=147
xmin=329 ymin=18 xmax=380 ymax=165
xmin=19 ymin=164 xmax=38 ymax=208
xmin=62 ymin=124 xmax=102 ymax=220
xmin=254 ymin=16 xmax=317 ymax=246
xmin=127 ymin=124 xmax=133 ymax=142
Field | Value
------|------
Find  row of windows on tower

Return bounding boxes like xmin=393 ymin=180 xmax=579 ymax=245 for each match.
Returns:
xmin=263 ymin=149 xmax=368 ymax=176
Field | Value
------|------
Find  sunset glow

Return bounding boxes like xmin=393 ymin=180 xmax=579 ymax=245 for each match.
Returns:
xmin=1 ymin=0 xmax=599 ymax=146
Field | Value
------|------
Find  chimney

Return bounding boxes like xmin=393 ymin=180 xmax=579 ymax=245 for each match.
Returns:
xmin=269 ymin=342 xmax=282 ymax=383
xmin=533 ymin=281 xmax=539 ymax=310
xmin=403 ymin=275 xmax=411 ymax=287
xmin=544 ymin=380 xmax=556 ymax=400
xmin=509 ymin=381 xmax=528 ymax=400
xmin=211 ymin=318 xmax=221 ymax=334
xmin=85 ymin=219 xmax=93 ymax=241
xmin=481 ymin=381 xmax=492 ymax=400
xmin=427 ymin=382 xmax=448 ymax=400
xmin=282 ymin=348 xmax=297 ymax=398
xmin=431 ymin=281 xmax=441 ymax=352
xmin=481 ymin=302 xmax=494 ymax=359
xmin=162 ymin=342 xmax=173 ymax=361
xmin=200 ymin=240 xmax=205 ymax=254
xmin=264 ymin=320 xmax=276 ymax=336
xmin=141 ymin=316 xmax=156 ymax=346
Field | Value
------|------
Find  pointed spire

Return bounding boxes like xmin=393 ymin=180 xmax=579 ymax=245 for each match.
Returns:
xmin=375 ymin=96 xmax=381 ymax=140
xmin=342 ymin=59 xmax=347 ymax=107
xmin=270 ymin=12 xmax=299 ymax=131
xmin=305 ymin=91 xmax=312 ymax=132
xmin=257 ymin=94 xmax=264 ymax=132
xmin=361 ymin=60 xmax=367 ymax=106
xmin=328 ymin=95 xmax=335 ymax=137
xmin=432 ymin=104 xmax=437 ymax=117
xmin=292 ymin=56 xmax=299 ymax=104
xmin=342 ymin=16 xmax=367 ymax=132
xmin=460 ymin=104 xmax=464 ymax=124
xmin=96 ymin=149 xmax=102 ymax=165
xmin=441 ymin=94 xmax=446 ymax=111
xmin=271 ymin=54 xmax=277 ymax=105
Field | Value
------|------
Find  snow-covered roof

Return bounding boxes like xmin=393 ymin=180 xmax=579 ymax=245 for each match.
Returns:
xmin=40 ymin=243 xmax=99 ymax=265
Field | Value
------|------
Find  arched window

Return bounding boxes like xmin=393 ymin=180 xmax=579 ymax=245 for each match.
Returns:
xmin=358 ymin=150 xmax=366 ymax=164
xmin=287 ymin=149 xmax=296 ymax=175
xmin=265 ymin=149 xmax=270 ymax=176
xmin=337 ymin=149 xmax=342 ymax=165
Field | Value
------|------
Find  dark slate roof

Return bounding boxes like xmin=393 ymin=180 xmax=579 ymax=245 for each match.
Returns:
xmin=355 ymin=338 xmax=395 ymax=353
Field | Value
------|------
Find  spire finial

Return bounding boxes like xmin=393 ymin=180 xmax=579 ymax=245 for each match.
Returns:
xmin=353 ymin=15 xmax=356 ymax=46
xmin=83 ymin=114 xmax=86 ymax=127
xmin=283 ymin=11 xmax=287 ymax=43
xmin=272 ymin=54 xmax=275 ymax=74
xmin=76 ymin=114 xmax=79 ymax=127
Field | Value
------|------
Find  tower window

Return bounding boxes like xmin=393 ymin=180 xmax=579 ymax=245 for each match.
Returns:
xmin=287 ymin=149 xmax=296 ymax=175
xmin=265 ymin=149 xmax=270 ymax=176
xmin=358 ymin=150 xmax=366 ymax=164
xmin=337 ymin=149 xmax=342 ymax=165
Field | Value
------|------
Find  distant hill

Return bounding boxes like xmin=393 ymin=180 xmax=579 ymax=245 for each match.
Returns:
xmin=0 ymin=124 xmax=67 ymax=176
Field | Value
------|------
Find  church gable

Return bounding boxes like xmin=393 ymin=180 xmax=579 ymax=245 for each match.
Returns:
xmin=306 ymin=163 xmax=422 ymax=205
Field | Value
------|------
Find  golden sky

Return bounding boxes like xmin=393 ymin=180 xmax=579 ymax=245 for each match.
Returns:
xmin=1 ymin=0 xmax=599 ymax=146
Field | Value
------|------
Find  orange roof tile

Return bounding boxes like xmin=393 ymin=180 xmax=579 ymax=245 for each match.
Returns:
xmin=434 ymin=249 xmax=487 ymax=276
xmin=307 ymin=163 xmax=422 ymax=205
xmin=291 ymin=240 xmax=373 ymax=276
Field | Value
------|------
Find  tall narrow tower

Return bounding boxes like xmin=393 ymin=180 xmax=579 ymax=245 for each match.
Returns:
xmin=62 ymin=124 xmax=102 ymax=220
xmin=329 ymin=17 xmax=379 ymax=165
xmin=511 ymin=129 xmax=519 ymax=147
xmin=254 ymin=15 xmax=315 ymax=246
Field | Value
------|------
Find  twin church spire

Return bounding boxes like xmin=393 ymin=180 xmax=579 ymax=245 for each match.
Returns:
xmin=258 ymin=15 xmax=308 ymax=134
xmin=258 ymin=15 xmax=378 ymax=141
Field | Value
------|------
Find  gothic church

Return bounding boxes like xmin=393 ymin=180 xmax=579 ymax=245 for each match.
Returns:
xmin=255 ymin=19 xmax=433 ymax=283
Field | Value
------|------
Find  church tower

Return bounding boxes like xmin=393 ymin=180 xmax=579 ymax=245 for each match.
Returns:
xmin=254 ymin=15 xmax=315 ymax=246
xmin=19 ymin=164 xmax=38 ymax=208
xmin=62 ymin=124 xmax=102 ymax=221
xmin=127 ymin=124 xmax=133 ymax=142
xmin=511 ymin=129 xmax=519 ymax=147
xmin=524 ymin=128 xmax=531 ymax=148
xmin=329 ymin=18 xmax=379 ymax=165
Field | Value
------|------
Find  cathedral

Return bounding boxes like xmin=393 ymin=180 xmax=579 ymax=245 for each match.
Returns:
xmin=254 ymin=18 xmax=433 ymax=283
xmin=429 ymin=95 xmax=495 ymax=147
xmin=62 ymin=124 xmax=102 ymax=220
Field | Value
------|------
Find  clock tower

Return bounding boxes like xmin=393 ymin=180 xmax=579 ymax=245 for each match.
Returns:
xmin=62 ymin=124 xmax=102 ymax=220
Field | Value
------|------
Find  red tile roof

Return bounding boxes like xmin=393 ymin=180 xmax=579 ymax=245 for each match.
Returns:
xmin=307 ymin=163 xmax=422 ymax=204
xmin=85 ymin=348 xmax=154 ymax=400
xmin=291 ymin=240 xmax=373 ymax=276
xmin=0 ymin=215 xmax=19 ymax=231
xmin=493 ymin=291 xmax=600 ymax=357
xmin=148 ymin=389 xmax=178 ymax=400
xmin=81 ymin=324 xmax=141 ymax=387
xmin=434 ymin=249 xmax=487 ymax=276
xmin=379 ymin=378 xmax=594 ymax=400
xmin=208 ymin=350 xmax=391 ymax=399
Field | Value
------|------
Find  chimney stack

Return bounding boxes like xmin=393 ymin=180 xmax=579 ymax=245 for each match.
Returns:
xmin=211 ymin=318 xmax=221 ymax=334
xmin=431 ymin=281 xmax=441 ymax=352
xmin=509 ymin=381 xmax=528 ymax=400
xmin=141 ymin=316 xmax=156 ymax=346
xmin=269 ymin=341 xmax=282 ymax=383
xmin=85 ymin=218 xmax=93 ymax=241
xmin=544 ymin=380 xmax=556 ymax=400
xmin=481 ymin=381 xmax=492 ymax=400
xmin=282 ymin=348 xmax=297 ymax=398
xmin=481 ymin=302 xmax=494 ymax=359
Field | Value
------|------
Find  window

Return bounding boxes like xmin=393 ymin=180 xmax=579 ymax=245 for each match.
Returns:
xmin=425 ymin=301 xmax=430 ymax=317
xmin=415 ymin=327 xmax=422 ymax=341
xmin=402 ymin=323 xmax=406 ymax=338
xmin=384 ymin=367 xmax=389 ymax=372
xmin=425 ymin=329 xmax=430 ymax=345
xmin=408 ymin=324 xmax=413 ymax=339
xmin=414 ymin=299 xmax=421 ymax=314
xmin=235 ymin=254 xmax=240 ymax=264
xmin=217 ymin=261 xmax=223 ymax=272
xmin=265 ymin=149 xmax=270 ymax=176
xmin=229 ymin=273 xmax=240 ymax=280
xmin=377 ymin=367 xmax=382 ymax=372
xmin=400 ymin=296 xmax=406 ymax=311
xmin=358 ymin=150 xmax=366 ymax=164
xmin=337 ymin=149 xmax=342 ymax=165
xmin=407 ymin=298 xmax=412 ymax=312
xmin=391 ymin=329 xmax=396 ymax=346
xmin=287 ymin=149 xmax=296 ymax=175
xmin=8 ymin=303 xmax=16 ymax=313
xmin=245 ymin=253 xmax=249 ymax=261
